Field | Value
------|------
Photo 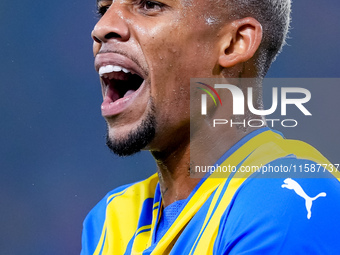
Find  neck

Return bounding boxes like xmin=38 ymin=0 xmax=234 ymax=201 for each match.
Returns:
xmin=151 ymin=78 xmax=265 ymax=207
xmin=151 ymin=130 xmax=199 ymax=207
xmin=151 ymin=122 xmax=260 ymax=207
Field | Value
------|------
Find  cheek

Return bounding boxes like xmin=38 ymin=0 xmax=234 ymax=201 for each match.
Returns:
xmin=138 ymin=18 xmax=220 ymax=108
xmin=145 ymin=31 xmax=216 ymax=102
xmin=93 ymin=41 xmax=101 ymax=56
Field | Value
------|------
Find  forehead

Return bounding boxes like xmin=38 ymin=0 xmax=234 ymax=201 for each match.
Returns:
xmin=96 ymin=0 xmax=222 ymax=9
xmin=96 ymin=0 xmax=227 ymax=20
xmin=95 ymin=0 xmax=193 ymax=3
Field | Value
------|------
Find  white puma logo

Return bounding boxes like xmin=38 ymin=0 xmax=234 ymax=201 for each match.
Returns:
xmin=281 ymin=178 xmax=326 ymax=219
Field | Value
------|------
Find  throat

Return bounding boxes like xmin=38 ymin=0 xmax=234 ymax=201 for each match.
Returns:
xmin=115 ymin=77 xmax=141 ymax=98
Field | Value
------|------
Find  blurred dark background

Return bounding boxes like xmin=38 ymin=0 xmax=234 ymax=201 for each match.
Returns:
xmin=0 ymin=1 xmax=339 ymax=254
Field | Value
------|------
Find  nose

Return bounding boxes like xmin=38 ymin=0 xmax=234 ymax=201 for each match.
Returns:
xmin=91 ymin=4 xmax=130 ymax=51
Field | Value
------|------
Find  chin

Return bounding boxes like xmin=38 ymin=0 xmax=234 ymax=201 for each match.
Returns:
xmin=105 ymin=102 xmax=157 ymax=157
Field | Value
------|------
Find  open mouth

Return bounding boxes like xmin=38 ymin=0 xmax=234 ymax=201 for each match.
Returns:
xmin=100 ymin=65 xmax=144 ymax=103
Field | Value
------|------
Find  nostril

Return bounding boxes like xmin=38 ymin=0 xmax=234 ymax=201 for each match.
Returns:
xmin=93 ymin=35 xmax=101 ymax=43
xmin=105 ymin=32 xmax=122 ymax=40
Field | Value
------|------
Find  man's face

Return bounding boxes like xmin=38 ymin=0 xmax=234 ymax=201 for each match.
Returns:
xmin=92 ymin=0 xmax=225 ymax=155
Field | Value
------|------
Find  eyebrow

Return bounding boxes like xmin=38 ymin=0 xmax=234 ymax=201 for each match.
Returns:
xmin=97 ymin=0 xmax=111 ymax=6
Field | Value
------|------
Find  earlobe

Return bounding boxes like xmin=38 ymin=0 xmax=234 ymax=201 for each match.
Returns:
xmin=218 ymin=18 xmax=263 ymax=68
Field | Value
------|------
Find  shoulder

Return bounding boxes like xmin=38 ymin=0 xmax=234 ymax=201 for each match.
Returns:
xmin=82 ymin=182 xmax=135 ymax=231
xmin=80 ymin=183 xmax=136 ymax=255
xmin=81 ymin=174 xmax=158 ymax=255
xmin=84 ymin=173 xmax=158 ymax=220
xmin=215 ymin=157 xmax=340 ymax=254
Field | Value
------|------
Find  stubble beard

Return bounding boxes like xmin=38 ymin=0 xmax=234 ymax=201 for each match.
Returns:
xmin=106 ymin=100 xmax=156 ymax=157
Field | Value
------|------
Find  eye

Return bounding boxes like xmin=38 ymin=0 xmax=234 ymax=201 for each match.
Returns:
xmin=139 ymin=0 xmax=165 ymax=13
xmin=96 ymin=5 xmax=110 ymax=17
xmin=143 ymin=1 xmax=162 ymax=10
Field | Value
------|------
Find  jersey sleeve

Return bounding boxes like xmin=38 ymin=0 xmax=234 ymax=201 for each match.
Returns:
xmin=81 ymin=183 xmax=133 ymax=255
xmin=214 ymin=158 xmax=340 ymax=255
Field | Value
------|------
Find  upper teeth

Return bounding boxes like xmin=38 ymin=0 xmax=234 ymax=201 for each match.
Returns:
xmin=99 ymin=65 xmax=130 ymax=76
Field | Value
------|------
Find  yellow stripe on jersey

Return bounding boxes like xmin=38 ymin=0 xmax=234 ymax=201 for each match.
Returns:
xmin=94 ymin=174 xmax=158 ymax=254
xmin=190 ymin=130 xmax=340 ymax=254
xmin=85 ymin=129 xmax=339 ymax=255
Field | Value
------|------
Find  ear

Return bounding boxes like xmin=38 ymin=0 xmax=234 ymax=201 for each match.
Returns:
xmin=218 ymin=17 xmax=263 ymax=68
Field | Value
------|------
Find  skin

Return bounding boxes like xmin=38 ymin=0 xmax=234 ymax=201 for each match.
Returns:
xmin=92 ymin=0 xmax=263 ymax=206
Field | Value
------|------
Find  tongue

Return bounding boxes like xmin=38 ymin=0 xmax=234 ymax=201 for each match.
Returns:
xmin=124 ymin=90 xmax=136 ymax=97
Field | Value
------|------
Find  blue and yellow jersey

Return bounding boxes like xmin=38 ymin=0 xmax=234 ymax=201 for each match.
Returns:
xmin=81 ymin=128 xmax=340 ymax=254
